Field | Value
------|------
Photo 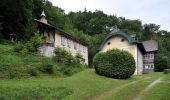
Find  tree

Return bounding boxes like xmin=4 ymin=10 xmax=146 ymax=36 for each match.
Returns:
xmin=142 ymin=24 xmax=160 ymax=40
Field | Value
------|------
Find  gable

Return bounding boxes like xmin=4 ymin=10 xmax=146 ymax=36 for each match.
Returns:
xmin=101 ymin=36 xmax=131 ymax=52
xmin=99 ymin=31 xmax=145 ymax=53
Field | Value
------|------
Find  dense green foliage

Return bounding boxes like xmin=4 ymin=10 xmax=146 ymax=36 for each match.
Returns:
xmin=53 ymin=47 xmax=77 ymax=65
xmin=14 ymin=32 xmax=43 ymax=53
xmin=93 ymin=49 xmax=135 ymax=79
xmin=0 ymin=44 xmax=84 ymax=78
xmin=53 ymin=47 xmax=84 ymax=76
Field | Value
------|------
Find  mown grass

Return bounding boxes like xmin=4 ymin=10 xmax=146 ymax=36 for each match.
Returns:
xmin=0 ymin=70 xmax=132 ymax=100
xmin=0 ymin=69 xmax=141 ymax=100
xmin=104 ymin=73 xmax=164 ymax=100
xmin=142 ymin=73 xmax=170 ymax=100
xmin=143 ymin=83 xmax=170 ymax=100
xmin=1 ymin=70 xmax=168 ymax=100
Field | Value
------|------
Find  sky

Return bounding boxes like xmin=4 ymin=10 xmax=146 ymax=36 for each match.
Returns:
xmin=49 ymin=0 xmax=170 ymax=31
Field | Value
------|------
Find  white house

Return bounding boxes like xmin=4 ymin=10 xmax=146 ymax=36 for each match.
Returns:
xmin=35 ymin=11 xmax=88 ymax=65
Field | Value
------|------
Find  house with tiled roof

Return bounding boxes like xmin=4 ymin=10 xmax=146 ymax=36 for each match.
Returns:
xmin=99 ymin=30 xmax=158 ymax=75
xmin=142 ymin=40 xmax=158 ymax=73
xmin=34 ymin=11 xmax=88 ymax=65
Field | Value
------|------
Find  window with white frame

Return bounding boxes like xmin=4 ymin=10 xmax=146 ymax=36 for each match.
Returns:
xmin=144 ymin=53 xmax=154 ymax=60
xmin=61 ymin=37 xmax=65 ymax=46
xmin=144 ymin=64 xmax=154 ymax=69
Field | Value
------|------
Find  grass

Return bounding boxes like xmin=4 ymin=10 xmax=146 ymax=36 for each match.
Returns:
xmin=104 ymin=73 xmax=164 ymax=100
xmin=143 ymin=73 xmax=170 ymax=100
xmin=143 ymin=83 xmax=170 ymax=100
xmin=0 ymin=69 xmax=134 ymax=100
xmin=1 ymin=70 xmax=169 ymax=100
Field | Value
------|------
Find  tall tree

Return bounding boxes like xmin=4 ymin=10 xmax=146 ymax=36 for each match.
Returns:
xmin=142 ymin=24 xmax=160 ymax=40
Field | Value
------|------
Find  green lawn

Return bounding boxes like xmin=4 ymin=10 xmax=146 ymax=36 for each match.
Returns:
xmin=1 ymin=69 xmax=170 ymax=100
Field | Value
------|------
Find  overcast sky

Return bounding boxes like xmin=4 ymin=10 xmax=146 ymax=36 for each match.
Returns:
xmin=49 ymin=0 xmax=170 ymax=31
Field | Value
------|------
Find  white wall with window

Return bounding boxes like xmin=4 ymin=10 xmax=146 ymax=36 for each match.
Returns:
xmin=55 ymin=33 xmax=88 ymax=65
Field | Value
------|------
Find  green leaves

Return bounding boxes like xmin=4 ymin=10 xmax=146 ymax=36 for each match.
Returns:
xmin=93 ymin=49 xmax=135 ymax=79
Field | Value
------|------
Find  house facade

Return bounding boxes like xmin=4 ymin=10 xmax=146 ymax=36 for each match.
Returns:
xmin=99 ymin=31 xmax=145 ymax=75
xmin=142 ymin=40 xmax=158 ymax=73
xmin=98 ymin=31 xmax=158 ymax=75
xmin=35 ymin=11 xmax=88 ymax=65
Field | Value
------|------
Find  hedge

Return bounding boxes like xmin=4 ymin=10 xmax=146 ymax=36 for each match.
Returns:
xmin=93 ymin=49 xmax=135 ymax=79
xmin=164 ymin=69 xmax=170 ymax=74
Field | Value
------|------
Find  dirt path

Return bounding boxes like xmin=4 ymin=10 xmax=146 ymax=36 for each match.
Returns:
xmin=133 ymin=78 xmax=162 ymax=100
xmin=85 ymin=81 xmax=137 ymax=100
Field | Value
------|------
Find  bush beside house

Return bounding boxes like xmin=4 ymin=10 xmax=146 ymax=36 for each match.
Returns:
xmin=93 ymin=49 xmax=135 ymax=79
xmin=0 ymin=42 xmax=84 ymax=78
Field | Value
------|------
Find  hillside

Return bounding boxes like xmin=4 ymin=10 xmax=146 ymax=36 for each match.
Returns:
xmin=0 ymin=43 xmax=84 ymax=79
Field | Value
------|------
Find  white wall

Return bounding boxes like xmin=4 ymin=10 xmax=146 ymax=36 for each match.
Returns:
xmin=137 ymin=48 xmax=144 ymax=75
xmin=54 ymin=32 xmax=88 ymax=65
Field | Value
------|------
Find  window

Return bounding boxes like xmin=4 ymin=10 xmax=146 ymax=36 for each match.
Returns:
xmin=144 ymin=53 xmax=154 ymax=60
xmin=74 ymin=42 xmax=77 ymax=50
xmin=144 ymin=64 xmax=154 ymax=69
xmin=67 ymin=39 xmax=71 ymax=48
xmin=61 ymin=37 xmax=65 ymax=46
xmin=151 ymin=53 xmax=154 ymax=59
xmin=121 ymin=38 xmax=125 ymax=42
xmin=107 ymin=42 xmax=111 ymax=45
xmin=79 ymin=45 xmax=83 ymax=52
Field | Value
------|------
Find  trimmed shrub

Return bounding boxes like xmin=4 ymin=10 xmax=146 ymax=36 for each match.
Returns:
xmin=93 ymin=49 xmax=135 ymax=79
xmin=164 ymin=69 xmax=170 ymax=74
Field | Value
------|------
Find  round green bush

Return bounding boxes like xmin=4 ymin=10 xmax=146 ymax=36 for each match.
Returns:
xmin=93 ymin=49 xmax=135 ymax=79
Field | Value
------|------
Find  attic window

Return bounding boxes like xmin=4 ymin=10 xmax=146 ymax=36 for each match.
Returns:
xmin=107 ymin=42 xmax=111 ymax=45
xmin=121 ymin=39 xmax=125 ymax=42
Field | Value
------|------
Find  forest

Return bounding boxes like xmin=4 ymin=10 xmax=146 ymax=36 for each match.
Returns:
xmin=0 ymin=0 xmax=169 ymax=70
